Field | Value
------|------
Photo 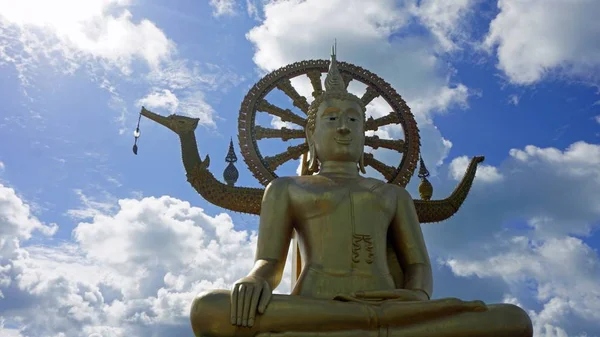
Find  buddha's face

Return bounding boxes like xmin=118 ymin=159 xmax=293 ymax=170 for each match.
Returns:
xmin=309 ymin=98 xmax=365 ymax=163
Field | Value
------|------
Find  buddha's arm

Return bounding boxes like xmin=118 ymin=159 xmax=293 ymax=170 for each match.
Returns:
xmin=389 ymin=186 xmax=433 ymax=299
xmin=250 ymin=177 xmax=294 ymax=289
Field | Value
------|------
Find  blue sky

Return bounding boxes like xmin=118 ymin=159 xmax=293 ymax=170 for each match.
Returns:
xmin=1 ymin=1 xmax=599 ymax=336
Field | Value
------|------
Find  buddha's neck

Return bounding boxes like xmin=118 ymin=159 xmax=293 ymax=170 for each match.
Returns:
xmin=318 ymin=161 xmax=360 ymax=178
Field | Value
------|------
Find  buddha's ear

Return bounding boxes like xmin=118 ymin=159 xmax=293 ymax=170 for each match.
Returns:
xmin=306 ymin=130 xmax=319 ymax=173
xmin=358 ymin=152 xmax=366 ymax=174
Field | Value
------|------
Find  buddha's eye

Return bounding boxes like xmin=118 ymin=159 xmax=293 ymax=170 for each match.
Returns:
xmin=329 ymin=117 xmax=337 ymax=121
xmin=349 ymin=117 xmax=357 ymax=122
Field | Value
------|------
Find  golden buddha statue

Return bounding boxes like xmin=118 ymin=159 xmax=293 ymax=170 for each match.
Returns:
xmin=182 ymin=47 xmax=533 ymax=337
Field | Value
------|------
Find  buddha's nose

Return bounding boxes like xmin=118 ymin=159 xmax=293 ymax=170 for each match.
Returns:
xmin=337 ymin=125 xmax=350 ymax=135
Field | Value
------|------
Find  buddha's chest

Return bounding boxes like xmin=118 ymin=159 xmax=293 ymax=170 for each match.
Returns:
xmin=289 ymin=178 xmax=396 ymax=267
xmin=290 ymin=178 xmax=395 ymax=222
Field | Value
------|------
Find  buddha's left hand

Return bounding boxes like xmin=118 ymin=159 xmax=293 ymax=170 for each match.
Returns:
xmin=351 ymin=289 xmax=429 ymax=301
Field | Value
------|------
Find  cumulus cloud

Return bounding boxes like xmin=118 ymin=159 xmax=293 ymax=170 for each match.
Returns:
xmin=428 ymin=141 xmax=600 ymax=336
xmin=484 ymin=0 xmax=600 ymax=85
xmin=0 ymin=184 xmax=57 ymax=256
xmin=0 ymin=0 xmax=174 ymax=75
xmin=449 ymin=155 xmax=504 ymax=183
xmin=247 ymin=0 xmax=470 ymax=116
xmin=0 ymin=182 xmax=295 ymax=337
xmin=0 ymin=1 xmax=243 ymax=128
xmin=412 ymin=0 xmax=477 ymax=52
xmin=446 ymin=236 xmax=600 ymax=337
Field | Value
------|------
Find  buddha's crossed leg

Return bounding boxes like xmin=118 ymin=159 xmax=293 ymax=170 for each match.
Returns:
xmin=190 ymin=290 xmax=531 ymax=337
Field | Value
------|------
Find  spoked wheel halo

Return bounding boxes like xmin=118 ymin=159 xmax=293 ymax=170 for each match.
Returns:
xmin=238 ymin=59 xmax=420 ymax=187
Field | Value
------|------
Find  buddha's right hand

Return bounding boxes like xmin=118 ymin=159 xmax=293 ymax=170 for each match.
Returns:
xmin=231 ymin=275 xmax=273 ymax=328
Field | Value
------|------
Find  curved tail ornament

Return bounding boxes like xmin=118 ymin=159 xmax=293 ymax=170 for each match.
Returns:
xmin=413 ymin=156 xmax=485 ymax=223
xmin=140 ymin=108 xmax=484 ymax=223
xmin=140 ymin=107 xmax=264 ymax=214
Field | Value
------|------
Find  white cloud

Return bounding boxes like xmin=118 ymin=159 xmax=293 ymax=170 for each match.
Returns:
xmin=427 ymin=141 xmax=600 ymax=336
xmin=0 ymin=161 xmax=4 ymax=171
xmin=509 ymin=94 xmax=519 ymax=106
xmin=137 ymin=89 xmax=180 ymax=113
xmin=176 ymin=91 xmax=216 ymax=125
xmin=0 ymin=0 xmax=174 ymax=74
xmin=412 ymin=0 xmax=477 ymax=52
xmin=449 ymin=155 xmax=504 ymax=183
xmin=509 ymin=142 xmax=600 ymax=173
xmin=0 ymin=2 xmax=244 ymax=129
xmin=246 ymin=0 xmax=261 ymax=20
xmin=66 ymin=189 xmax=117 ymax=220
xmin=210 ymin=0 xmax=237 ymax=17
xmin=595 ymin=115 xmax=600 ymax=125
xmin=0 ymin=184 xmax=57 ymax=256
xmin=484 ymin=0 xmax=600 ymax=85
xmin=445 ymin=236 xmax=600 ymax=337
xmin=0 ymin=182 xmax=292 ymax=337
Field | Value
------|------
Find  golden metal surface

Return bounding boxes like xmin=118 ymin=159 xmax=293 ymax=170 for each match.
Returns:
xmin=185 ymin=51 xmax=532 ymax=336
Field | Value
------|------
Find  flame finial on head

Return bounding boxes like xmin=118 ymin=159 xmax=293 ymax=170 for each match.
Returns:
xmin=324 ymin=39 xmax=346 ymax=95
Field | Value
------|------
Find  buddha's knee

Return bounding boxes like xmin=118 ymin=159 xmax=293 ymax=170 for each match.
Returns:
xmin=190 ymin=289 xmax=233 ymax=337
xmin=489 ymin=304 xmax=533 ymax=336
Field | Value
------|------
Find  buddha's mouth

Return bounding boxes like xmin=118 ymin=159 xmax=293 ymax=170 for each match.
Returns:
xmin=334 ymin=137 xmax=352 ymax=145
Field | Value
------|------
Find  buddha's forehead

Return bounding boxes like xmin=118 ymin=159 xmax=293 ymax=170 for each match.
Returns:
xmin=316 ymin=98 xmax=363 ymax=116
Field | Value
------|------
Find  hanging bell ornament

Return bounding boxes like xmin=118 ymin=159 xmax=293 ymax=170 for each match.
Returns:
xmin=132 ymin=113 xmax=142 ymax=155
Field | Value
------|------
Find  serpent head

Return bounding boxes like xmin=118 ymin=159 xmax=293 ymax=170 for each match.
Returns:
xmin=141 ymin=107 xmax=199 ymax=135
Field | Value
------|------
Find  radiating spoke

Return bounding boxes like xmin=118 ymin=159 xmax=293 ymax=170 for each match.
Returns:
xmin=306 ymin=71 xmax=323 ymax=99
xmin=361 ymin=86 xmax=380 ymax=106
xmin=276 ymin=79 xmax=310 ymax=114
xmin=365 ymin=113 xmax=401 ymax=131
xmin=365 ymin=135 xmax=405 ymax=152
xmin=255 ymin=126 xmax=305 ymax=141
xmin=363 ymin=153 xmax=397 ymax=181
xmin=257 ymin=100 xmax=307 ymax=127
xmin=264 ymin=143 xmax=309 ymax=171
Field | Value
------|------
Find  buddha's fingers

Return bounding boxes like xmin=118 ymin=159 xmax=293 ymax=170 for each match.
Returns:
xmin=257 ymin=283 xmax=272 ymax=314
xmin=427 ymin=298 xmax=488 ymax=313
xmin=380 ymin=297 xmax=488 ymax=324
xmin=237 ymin=285 xmax=247 ymax=326
xmin=231 ymin=284 xmax=240 ymax=325
xmin=242 ymin=285 xmax=254 ymax=327
xmin=248 ymin=286 xmax=262 ymax=327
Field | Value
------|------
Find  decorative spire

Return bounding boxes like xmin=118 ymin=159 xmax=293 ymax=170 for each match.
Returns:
xmin=223 ymin=138 xmax=239 ymax=186
xmin=418 ymin=154 xmax=433 ymax=200
xmin=324 ymin=39 xmax=347 ymax=95
xmin=225 ymin=138 xmax=238 ymax=163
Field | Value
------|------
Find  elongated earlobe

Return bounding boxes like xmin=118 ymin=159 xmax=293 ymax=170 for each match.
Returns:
xmin=358 ymin=152 xmax=366 ymax=174
xmin=308 ymin=141 xmax=319 ymax=173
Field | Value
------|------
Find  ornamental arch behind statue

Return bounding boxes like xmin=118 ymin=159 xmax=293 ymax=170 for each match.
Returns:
xmin=136 ymin=50 xmax=485 ymax=287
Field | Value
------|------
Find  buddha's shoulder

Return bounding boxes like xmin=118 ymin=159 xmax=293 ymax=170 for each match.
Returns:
xmin=360 ymin=178 xmax=413 ymax=200
xmin=264 ymin=176 xmax=322 ymax=192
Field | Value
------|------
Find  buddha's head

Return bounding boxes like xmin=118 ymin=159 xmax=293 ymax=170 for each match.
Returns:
xmin=306 ymin=44 xmax=367 ymax=173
